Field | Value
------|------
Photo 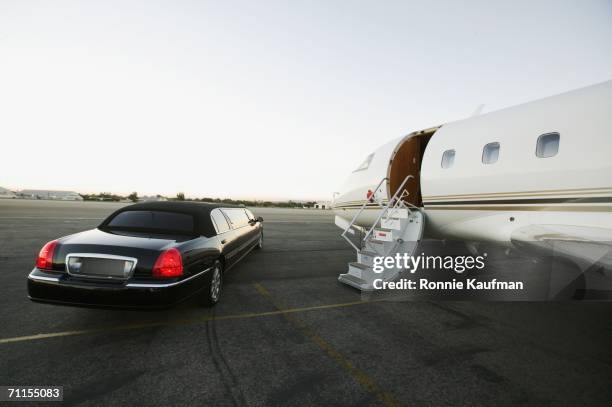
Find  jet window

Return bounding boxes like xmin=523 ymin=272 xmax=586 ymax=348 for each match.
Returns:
xmin=354 ymin=153 xmax=374 ymax=172
xmin=482 ymin=142 xmax=500 ymax=164
xmin=441 ymin=149 xmax=455 ymax=169
xmin=536 ymin=132 xmax=560 ymax=158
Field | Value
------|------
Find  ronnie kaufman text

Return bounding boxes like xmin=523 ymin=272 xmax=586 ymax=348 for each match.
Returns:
xmin=373 ymin=278 xmax=524 ymax=290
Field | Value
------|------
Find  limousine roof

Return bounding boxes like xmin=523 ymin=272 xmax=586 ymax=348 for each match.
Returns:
xmin=100 ymin=201 xmax=245 ymax=237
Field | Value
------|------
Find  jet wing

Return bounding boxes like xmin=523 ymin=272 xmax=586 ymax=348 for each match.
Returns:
xmin=511 ymin=224 xmax=612 ymax=271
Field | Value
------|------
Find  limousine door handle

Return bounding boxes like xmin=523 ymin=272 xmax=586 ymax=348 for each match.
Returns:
xmin=221 ymin=239 xmax=227 ymax=245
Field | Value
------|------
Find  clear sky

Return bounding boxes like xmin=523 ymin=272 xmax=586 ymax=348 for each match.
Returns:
xmin=1 ymin=0 xmax=611 ymax=200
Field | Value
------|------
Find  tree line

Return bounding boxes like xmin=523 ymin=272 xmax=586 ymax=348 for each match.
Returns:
xmin=81 ymin=192 xmax=318 ymax=208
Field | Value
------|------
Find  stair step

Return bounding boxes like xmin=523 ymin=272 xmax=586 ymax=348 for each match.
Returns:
xmin=347 ymin=261 xmax=372 ymax=279
xmin=385 ymin=209 xmax=409 ymax=219
xmin=380 ymin=218 xmax=401 ymax=230
xmin=338 ymin=267 xmax=402 ymax=292
xmin=357 ymin=250 xmax=377 ymax=266
xmin=369 ymin=238 xmax=390 ymax=245
xmin=374 ymin=228 xmax=393 ymax=242
xmin=338 ymin=273 xmax=373 ymax=291
xmin=348 ymin=262 xmax=370 ymax=270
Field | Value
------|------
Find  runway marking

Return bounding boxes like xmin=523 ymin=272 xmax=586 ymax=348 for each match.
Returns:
xmin=0 ymin=299 xmax=380 ymax=345
xmin=253 ymin=283 xmax=400 ymax=407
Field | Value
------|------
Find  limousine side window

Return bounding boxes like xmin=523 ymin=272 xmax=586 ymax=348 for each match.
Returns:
xmin=211 ymin=209 xmax=230 ymax=234
xmin=482 ymin=142 xmax=500 ymax=164
xmin=441 ymin=149 xmax=455 ymax=169
xmin=223 ymin=208 xmax=250 ymax=229
xmin=536 ymin=132 xmax=560 ymax=158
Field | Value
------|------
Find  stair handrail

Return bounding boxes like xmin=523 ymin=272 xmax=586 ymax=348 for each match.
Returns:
xmin=388 ymin=189 xmax=408 ymax=208
xmin=340 ymin=177 xmax=388 ymax=252
xmin=386 ymin=189 xmax=412 ymax=217
xmin=363 ymin=174 xmax=414 ymax=243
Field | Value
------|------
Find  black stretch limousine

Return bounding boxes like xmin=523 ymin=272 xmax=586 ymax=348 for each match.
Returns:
xmin=27 ymin=202 xmax=263 ymax=308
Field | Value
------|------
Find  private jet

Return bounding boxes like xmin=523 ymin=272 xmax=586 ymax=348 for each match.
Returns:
xmin=332 ymin=80 xmax=612 ymax=292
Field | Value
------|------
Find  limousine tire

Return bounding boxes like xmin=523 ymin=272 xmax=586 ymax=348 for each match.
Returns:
xmin=201 ymin=260 xmax=223 ymax=307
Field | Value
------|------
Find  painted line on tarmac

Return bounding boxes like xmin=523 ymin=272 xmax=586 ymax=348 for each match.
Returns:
xmin=253 ymin=283 xmax=400 ymax=407
xmin=0 ymin=299 xmax=380 ymax=345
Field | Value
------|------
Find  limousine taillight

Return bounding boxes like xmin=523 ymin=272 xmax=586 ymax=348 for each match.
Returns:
xmin=152 ymin=248 xmax=183 ymax=278
xmin=36 ymin=239 xmax=58 ymax=270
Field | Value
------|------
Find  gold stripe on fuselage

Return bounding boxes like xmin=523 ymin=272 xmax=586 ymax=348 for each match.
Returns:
xmin=422 ymin=187 xmax=612 ymax=201
xmin=423 ymin=205 xmax=612 ymax=212
xmin=333 ymin=203 xmax=612 ymax=212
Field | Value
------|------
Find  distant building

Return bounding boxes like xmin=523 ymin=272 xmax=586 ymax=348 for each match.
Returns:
xmin=314 ymin=201 xmax=331 ymax=209
xmin=0 ymin=187 xmax=17 ymax=199
xmin=19 ymin=189 xmax=83 ymax=201
xmin=139 ymin=195 xmax=168 ymax=202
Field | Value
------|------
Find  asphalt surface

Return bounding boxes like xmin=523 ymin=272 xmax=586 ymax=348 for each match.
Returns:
xmin=0 ymin=200 xmax=611 ymax=406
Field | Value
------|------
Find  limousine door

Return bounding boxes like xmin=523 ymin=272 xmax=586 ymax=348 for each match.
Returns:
xmin=210 ymin=209 xmax=241 ymax=268
xmin=221 ymin=208 xmax=254 ymax=264
xmin=244 ymin=208 xmax=261 ymax=248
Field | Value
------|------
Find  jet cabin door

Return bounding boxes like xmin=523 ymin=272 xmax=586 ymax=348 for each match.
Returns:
xmin=388 ymin=137 xmax=422 ymax=206
xmin=388 ymin=131 xmax=434 ymax=207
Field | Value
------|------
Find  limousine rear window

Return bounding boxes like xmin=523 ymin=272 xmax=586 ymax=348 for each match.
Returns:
xmin=106 ymin=210 xmax=195 ymax=233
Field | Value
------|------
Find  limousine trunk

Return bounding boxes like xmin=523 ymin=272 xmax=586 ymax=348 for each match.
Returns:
xmin=48 ymin=229 xmax=190 ymax=281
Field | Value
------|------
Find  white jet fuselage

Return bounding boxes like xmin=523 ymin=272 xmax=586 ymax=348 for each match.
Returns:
xmin=332 ymin=81 xmax=612 ymax=248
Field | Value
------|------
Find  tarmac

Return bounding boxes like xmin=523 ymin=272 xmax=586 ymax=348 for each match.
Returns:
xmin=0 ymin=200 xmax=611 ymax=406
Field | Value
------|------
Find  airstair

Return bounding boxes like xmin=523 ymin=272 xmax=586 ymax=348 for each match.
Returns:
xmin=339 ymin=175 xmax=424 ymax=291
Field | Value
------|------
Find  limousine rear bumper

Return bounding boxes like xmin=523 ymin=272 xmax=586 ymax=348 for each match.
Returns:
xmin=27 ymin=267 xmax=211 ymax=309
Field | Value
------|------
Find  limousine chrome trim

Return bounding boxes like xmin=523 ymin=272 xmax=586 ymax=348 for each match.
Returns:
xmin=27 ymin=271 xmax=61 ymax=283
xmin=125 ymin=266 xmax=213 ymax=288
xmin=29 ymin=266 xmax=214 ymax=288
xmin=65 ymin=253 xmax=138 ymax=280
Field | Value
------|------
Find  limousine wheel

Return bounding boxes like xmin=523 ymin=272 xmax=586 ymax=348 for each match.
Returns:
xmin=202 ymin=260 xmax=223 ymax=307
